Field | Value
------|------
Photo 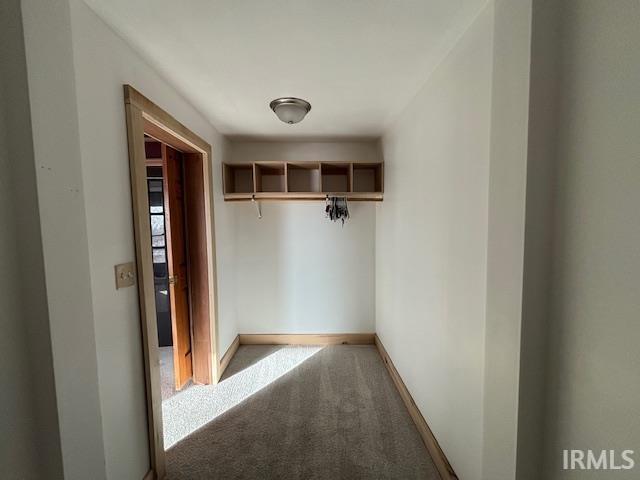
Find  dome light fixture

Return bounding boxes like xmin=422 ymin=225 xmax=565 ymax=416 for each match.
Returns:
xmin=269 ymin=97 xmax=311 ymax=124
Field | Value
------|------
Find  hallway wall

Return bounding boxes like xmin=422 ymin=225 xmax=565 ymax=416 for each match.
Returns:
xmin=376 ymin=5 xmax=495 ymax=478
xmin=480 ymin=0 xmax=532 ymax=477
xmin=376 ymin=1 xmax=534 ymax=478
xmin=67 ymin=0 xmax=237 ymax=477
xmin=0 ymin=1 xmax=63 ymax=477
xmin=0 ymin=72 xmax=38 ymax=480
xmin=228 ymin=141 xmax=377 ymax=335
xmin=535 ymin=2 xmax=640 ymax=478
xmin=21 ymin=0 xmax=107 ymax=477
xmin=19 ymin=0 xmax=238 ymax=478
xmin=516 ymin=0 xmax=560 ymax=477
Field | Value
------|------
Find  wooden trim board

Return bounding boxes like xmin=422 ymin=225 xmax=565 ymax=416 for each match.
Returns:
xmin=124 ymin=99 xmax=165 ymax=479
xmin=218 ymin=333 xmax=372 ymax=379
xmin=218 ymin=335 xmax=240 ymax=380
xmin=143 ymin=470 xmax=154 ymax=480
xmin=239 ymin=333 xmax=375 ymax=345
xmin=374 ymin=334 xmax=458 ymax=480
xmin=124 ymin=84 xmax=220 ymax=480
xmin=184 ymin=151 xmax=214 ymax=385
xmin=125 ymin=86 xmax=210 ymax=154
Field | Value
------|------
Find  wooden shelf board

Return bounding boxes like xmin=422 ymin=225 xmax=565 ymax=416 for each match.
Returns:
xmin=223 ymin=192 xmax=383 ymax=202
xmin=223 ymin=193 xmax=253 ymax=201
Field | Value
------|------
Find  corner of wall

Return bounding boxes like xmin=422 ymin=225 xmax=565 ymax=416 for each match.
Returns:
xmin=0 ymin=1 xmax=64 ymax=477
xmin=481 ymin=0 xmax=533 ymax=478
xmin=376 ymin=4 xmax=498 ymax=478
xmin=20 ymin=0 xmax=107 ymax=477
xmin=211 ymin=132 xmax=240 ymax=355
xmin=514 ymin=1 xmax=562 ymax=478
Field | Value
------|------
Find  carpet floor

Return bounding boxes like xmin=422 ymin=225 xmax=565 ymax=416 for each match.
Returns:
xmin=160 ymin=346 xmax=177 ymax=400
xmin=165 ymin=345 xmax=439 ymax=479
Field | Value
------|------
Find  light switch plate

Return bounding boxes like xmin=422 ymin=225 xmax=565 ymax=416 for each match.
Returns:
xmin=115 ymin=262 xmax=136 ymax=289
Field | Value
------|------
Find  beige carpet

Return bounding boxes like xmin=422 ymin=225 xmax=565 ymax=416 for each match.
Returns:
xmin=166 ymin=345 xmax=439 ymax=479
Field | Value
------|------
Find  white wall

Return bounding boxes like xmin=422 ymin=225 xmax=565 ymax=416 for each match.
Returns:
xmin=1 ymin=2 xmax=62 ymax=477
xmin=21 ymin=0 xmax=107 ymax=477
xmin=480 ymin=0 xmax=532 ymax=478
xmin=540 ymin=1 xmax=640 ymax=479
xmin=0 ymin=65 xmax=37 ymax=479
xmin=376 ymin=5 xmax=495 ymax=479
xmin=229 ymin=141 xmax=377 ymax=334
xmin=229 ymin=141 xmax=381 ymax=164
xmin=64 ymin=0 xmax=237 ymax=478
xmin=20 ymin=0 xmax=237 ymax=478
xmin=516 ymin=0 xmax=560 ymax=477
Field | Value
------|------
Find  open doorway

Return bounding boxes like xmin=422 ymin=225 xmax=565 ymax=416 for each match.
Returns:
xmin=145 ymin=139 xmax=194 ymax=396
xmin=124 ymin=85 xmax=219 ymax=479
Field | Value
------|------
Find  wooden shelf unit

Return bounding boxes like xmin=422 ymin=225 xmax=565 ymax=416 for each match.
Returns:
xmin=223 ymin=163 xmax=253 ymax=195
xmin=222 ymin=161 xmax=383 ymax=201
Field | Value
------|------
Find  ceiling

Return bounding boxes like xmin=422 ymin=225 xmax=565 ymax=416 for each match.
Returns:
xmin=83 ymin=0 xmax=486 ymax=139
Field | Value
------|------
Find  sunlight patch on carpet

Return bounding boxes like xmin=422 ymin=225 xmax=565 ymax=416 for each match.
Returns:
xmin=163 ymin=345 xmax=323 ymax=449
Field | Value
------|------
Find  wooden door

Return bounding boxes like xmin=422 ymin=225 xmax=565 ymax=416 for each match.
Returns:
xmin=162 ymin=144 xmax=193 ymax=389
xmin=184 ymin=153 xmax=213 ymax=385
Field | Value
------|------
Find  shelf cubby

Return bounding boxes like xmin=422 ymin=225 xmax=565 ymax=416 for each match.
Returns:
xmin=353 ymin=163 xmax=383 ymax=193
xmin=255 ymin=163 xmax=286 ymax=193
xmin=321 ymin=163 xmax=351 ymax=194
xmin=222 ymin=161 xmax=383 ymax=201
xmin=287 ymin=162 xmax=321 ymax=193
xmin=223 ymin=163 xmax=254 ymax=194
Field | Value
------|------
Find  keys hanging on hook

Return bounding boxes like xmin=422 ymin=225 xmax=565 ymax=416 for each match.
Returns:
xmin=252 ymin=195 xmax=262 ymax=219
xmin=325 ymin=195 xmax=349 ymax=225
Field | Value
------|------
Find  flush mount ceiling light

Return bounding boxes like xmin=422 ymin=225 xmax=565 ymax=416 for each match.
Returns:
xmin=269 ymin=97 xmax=311 ymax=124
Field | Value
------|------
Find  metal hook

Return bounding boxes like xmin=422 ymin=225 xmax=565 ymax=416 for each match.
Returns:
xmin=252 ymin=195 xmax=262 ymax=219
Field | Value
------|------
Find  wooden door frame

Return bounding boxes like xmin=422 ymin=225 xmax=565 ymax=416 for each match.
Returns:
xmin=124 ymin=85 xmax=220 ymax=479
